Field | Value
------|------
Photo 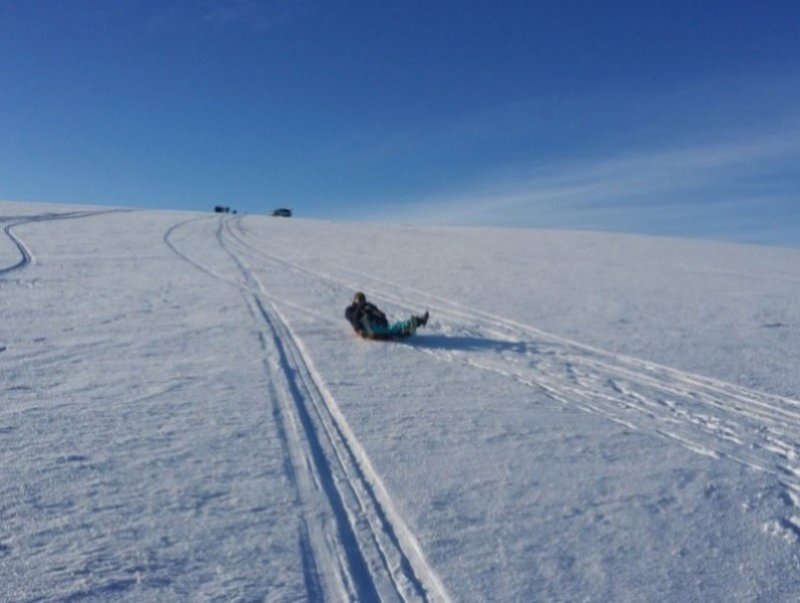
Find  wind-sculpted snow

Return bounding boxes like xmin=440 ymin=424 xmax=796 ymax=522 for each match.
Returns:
xmin=2 ymin=202 xmax=800 ymax=601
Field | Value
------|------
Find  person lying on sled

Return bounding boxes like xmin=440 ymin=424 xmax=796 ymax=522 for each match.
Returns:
xmin=345 ymin=291 xmax=429 ymax=339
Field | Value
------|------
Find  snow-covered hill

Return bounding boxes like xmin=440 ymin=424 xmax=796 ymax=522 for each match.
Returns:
xmin=2 ymin=201 xmax=800 ymax=601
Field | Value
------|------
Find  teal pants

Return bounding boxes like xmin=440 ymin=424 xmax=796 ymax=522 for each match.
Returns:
xmin=363 ymin=317 xmax=418 ymax=338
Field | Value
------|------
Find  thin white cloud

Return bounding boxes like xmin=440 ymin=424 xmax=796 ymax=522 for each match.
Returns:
xmin=371 ymin=126 xmax=800 ymax=232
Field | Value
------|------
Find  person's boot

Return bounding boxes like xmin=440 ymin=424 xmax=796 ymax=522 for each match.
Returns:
xmin=416 ymin=311 xmax=429 ymax=327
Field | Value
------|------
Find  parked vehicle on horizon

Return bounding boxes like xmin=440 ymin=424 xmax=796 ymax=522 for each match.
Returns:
xmin=271 ymin=208 xmax=292 ymax=217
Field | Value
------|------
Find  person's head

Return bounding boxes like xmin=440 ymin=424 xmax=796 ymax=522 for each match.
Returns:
xmin=353 ymin=291 xmax=366 ymax=304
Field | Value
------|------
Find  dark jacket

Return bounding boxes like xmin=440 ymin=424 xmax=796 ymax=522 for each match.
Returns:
xmin=345 ymin=300 xmax=388 ymax=336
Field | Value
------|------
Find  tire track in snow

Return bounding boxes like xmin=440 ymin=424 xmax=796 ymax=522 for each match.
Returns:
xmin=0 ymin=210 xmax=126 ymax=276
xmin=1 ymin=220 xmax=34 ymax=275
xmin=220 ymin=220 xmax=450 ymax=603
xmin=168 ymin=217 xmax=363 ymax=599
xmin=166 ymin=215 xmax=450 ymax=602
xmin=253 ymin=292 xmax=383 ymax=602
xmin=163 ymin=216 xmax=242 ymax=289
xmin=224 ymin=216 xmax=800 ymax=515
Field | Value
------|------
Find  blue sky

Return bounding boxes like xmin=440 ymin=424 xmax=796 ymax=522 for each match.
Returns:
xmin=1 ymin=1 xmax=799 ymax=245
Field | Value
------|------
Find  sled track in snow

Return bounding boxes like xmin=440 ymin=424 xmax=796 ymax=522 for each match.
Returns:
xmin=224 ymin=215 xmax=800 ymax=509
xmin=0 ymin=210 xmax=126 ymax=276
xmin=166 ymin=215 xmax=450 ymax=602
xmin=1 ymin=220 xmax=34 ymax=275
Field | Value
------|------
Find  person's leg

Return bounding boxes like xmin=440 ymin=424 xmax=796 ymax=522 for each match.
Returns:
xmin=390 ymin=312 xmax=429 ymax=336
xmin=363 ymin=313 xmax=428 ymax=338
xmin=388 ymin=319 xmax=416 ymax=337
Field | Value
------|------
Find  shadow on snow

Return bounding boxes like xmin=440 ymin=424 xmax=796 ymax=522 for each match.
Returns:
xmin=406 ymin=334 xmax=532 ymax=354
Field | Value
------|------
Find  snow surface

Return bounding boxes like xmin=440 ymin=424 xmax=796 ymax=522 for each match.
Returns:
xmin=2 ymin=201 xmax=800 ymax=601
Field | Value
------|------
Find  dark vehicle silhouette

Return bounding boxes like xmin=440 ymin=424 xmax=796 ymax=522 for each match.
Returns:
xmin=271 ymin=208 xmax=292 ymax=217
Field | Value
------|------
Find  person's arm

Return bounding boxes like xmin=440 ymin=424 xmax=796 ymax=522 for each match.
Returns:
xmin=365 ymin=302 xmax=387 ymax=322
xmin=345 ymin=303 xmax=365 ymax=333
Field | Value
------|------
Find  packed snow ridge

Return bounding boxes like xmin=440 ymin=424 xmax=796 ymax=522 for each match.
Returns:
xmin=2 ymin=201 xmax=800 ymax=601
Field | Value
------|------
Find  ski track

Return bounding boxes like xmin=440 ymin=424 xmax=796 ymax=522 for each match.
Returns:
xmin=165 ymin=215 xmax=451 ymax=603
xmin=223 ymin=215 xmax=800 ymax=516
xmin=0 ymin=209 xmax=129 ymax=276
